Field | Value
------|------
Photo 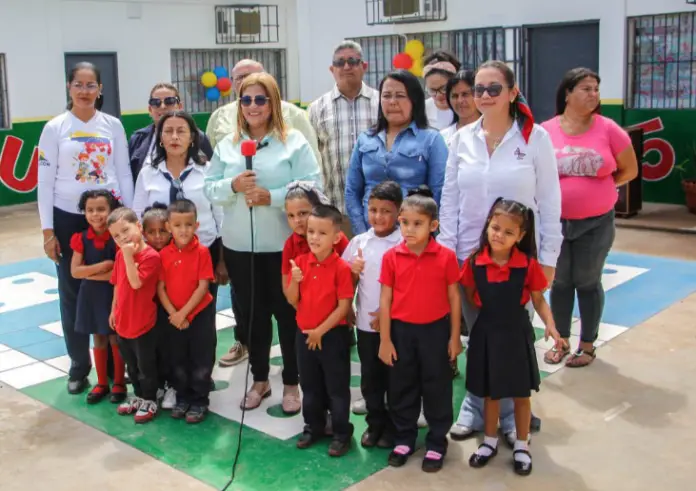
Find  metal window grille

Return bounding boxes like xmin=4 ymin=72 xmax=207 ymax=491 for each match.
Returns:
xmin=365 ymin=0 xmax=446 ymax=25
xmin=0 ymin=54 xmax=10 ymax=130
xmin=171 ymin=49 xmax=287 ymax=114
xmin=215 ymin=5 xmax=279 ymax=44
xmin=352 ymin=27 xmax=524 ymax=91
xmin=626 ymin=12 xmax=696 ymax=109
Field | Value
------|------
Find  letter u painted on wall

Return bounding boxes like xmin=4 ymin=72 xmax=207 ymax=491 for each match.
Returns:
xmin=0 ymin=135 xmax=38 ymax=197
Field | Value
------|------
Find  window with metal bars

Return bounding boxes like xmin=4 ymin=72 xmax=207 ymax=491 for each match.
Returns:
xmin=170 ymin=49 xmax=287 ymax=114
xmin=215 ymin=5 xmax=280 ymax=44
xmin=352 ymin=27 xmax=523 ymax=91
xmin=627 ymin=12 xmax=696 ymax=109
xmin=0 ymin=54 xmax=9 ymax=129
xmin=365 ymin=0 xmax=446 ymax=25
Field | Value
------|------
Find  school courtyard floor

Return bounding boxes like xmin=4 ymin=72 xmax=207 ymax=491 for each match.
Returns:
xmin=1 ymin=202 xmax=696 ymax=491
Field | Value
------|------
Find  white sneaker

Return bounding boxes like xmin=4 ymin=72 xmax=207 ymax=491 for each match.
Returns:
xmin=449 ymin=423 xmax=474 ymax=440
xmin=352 ymin=398 xmax=367 ymax=415
xmin=156 ymin=388 xmax=165 ymax=405
xmin=162 ymin=387 xmax=177 ymax=410
xmin=417 ymin=411 xmax=428 ymax=428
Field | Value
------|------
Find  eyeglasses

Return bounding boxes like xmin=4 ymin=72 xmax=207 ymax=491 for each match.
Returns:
xmin=427 ymin=86 xmax=447 ymax=97
xmin=474 ymin=83 xmax=504 ymax=98
xmin=240 ymin=95 xmax=269 ymax=107
xmin=70 ymin=82 xmax=100 ymax=92
xmin=149 ymin=96 xmax=180 ymax=108
xmin=332 ymin=57 xmax=362 ymax=68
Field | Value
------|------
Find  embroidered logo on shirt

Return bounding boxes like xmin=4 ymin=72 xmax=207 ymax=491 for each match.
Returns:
xmin=38 ymin=151 xmax=51 ymax=167
xmin=514 ymin=147 xmax=526 ymax=160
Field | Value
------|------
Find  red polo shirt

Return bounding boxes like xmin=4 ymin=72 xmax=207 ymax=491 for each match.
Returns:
xmin=292 ymin=251 xmax=354 ymax=331
xmin=460 ymin=247 xmax=548 ymax=308
xmin=110 ymin=246 xmax=161 ymax=339
xmin=281 ymin=231 xmax=349 ymax=275
xmin=379 ymin=238 xmax=460 ymax=324
xmin=159 ymin=236 xmax=214 ymax=322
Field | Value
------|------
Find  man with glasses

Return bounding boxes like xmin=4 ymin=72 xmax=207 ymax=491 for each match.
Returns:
xmin=308 ymin=40 xmax=379 ymax=238
xmin=206 ymin=60 xmax=320 ymax=368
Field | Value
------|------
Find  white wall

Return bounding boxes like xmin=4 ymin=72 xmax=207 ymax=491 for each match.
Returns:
xmin=1 ymin=0 xmax=297 ymax=120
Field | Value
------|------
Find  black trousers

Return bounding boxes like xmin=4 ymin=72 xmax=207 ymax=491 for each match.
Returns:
xmin=53 ymin=207 xmax=92 ymax=381
xmin=297 ymin=327 xmax=354 ymax=441
xmin=155 ymin=305 xmax=171 ymax=389
xmin=389 ymin=317 xmax=453 ymax=455
xmin=357 ymin=330 xmax=393 ymax=436
xmin=168 ymin=302 xmax=217 ymax=406
xmin=223 ymin=248 xmax=298 ymax=385
xmin=118 ymin=327 xmax=159 ymax=402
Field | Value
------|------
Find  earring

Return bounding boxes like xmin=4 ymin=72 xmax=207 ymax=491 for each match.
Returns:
xmin=190 ymin=142 xmax=194 ymax=148
xmin=159 ymin=141 xmax=163 ymax=147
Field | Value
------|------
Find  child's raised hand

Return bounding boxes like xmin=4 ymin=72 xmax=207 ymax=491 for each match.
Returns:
xmin=121 ymin=242 xmax=137 ymax=257
xmin=448 ymin=335 xmax=463 ymax=361
xmin=169 ymin=311 xmax=187 ymax=330
xmin=351 ymin=248 xmax=366 ymax=275
xmin=368 ymin=310 xmax=380 ymax=332
xmin=305 ymin=329 xmax=324 ymax=351
xmin=378 ymin=340 xmax=397 ymax=366
xmin=290 ymin=259 xmax=303 ymax=283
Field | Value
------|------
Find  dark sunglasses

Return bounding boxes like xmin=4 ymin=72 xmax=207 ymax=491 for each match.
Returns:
xmin=332 ymin=57 xmax=362 ymax=68
xmin=149 ymin=96 xmax=180 ymax=108
xmin=474 ymin=83 xmax=504 ymax=98
xmin=240 ymin=95 xmax=269 ymax=107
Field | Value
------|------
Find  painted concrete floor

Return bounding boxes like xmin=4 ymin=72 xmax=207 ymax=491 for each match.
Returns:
xmin=2 ymin=203 xmax=696 ymax=491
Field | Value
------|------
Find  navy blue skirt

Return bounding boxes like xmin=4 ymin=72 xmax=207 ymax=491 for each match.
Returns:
xmin=75 ymin=279 xmax=114 ymax=336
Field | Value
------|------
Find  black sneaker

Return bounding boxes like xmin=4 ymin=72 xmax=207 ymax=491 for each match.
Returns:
xmin=328 ymin=438 xmax=351 ymax=457
xmin=186 ymin=405 xmax=208 ymax=424
xmin=388 ymin=446 xmax=413 ymax=467
xmin=360 ymin=429 xmax=380 ymax=448
xmin=171 ymin=401 xmax=189 ymax=420
xmin=67 ymin=377 xmax=90 ymax=395
xmin=296 ymin=430 xmax=323 ymax=449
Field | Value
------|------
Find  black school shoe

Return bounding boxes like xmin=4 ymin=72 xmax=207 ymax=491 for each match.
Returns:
xmin=422 ymin=451 xmax=445 ymax=473
xmin=171 ymin=401 xmax=190 ymax=420
xmin=360 ymin=428 xmax=380 ymax=448
xmin=328 ymin=438 xmax=351 ymax=457
xmin=67 ymin=377 xmax=90 ymax=395
xmin=513 ymin=449 xmax=533 ymax=476
xmin=388 ymin=446 xmax=413 ymax=467
xmin=109 ymin=384 xmax=127 ymax=404
xmin=469 ymin=443 xmax=498 ymax=468
xmin=186 ymin=405 xmax=208 ymax=424
xmin=296 ymin=430 xmax=325 ymax=449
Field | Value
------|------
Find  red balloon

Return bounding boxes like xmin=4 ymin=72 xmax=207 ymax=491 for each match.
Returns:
xmin=392 ymin=53 xmax=414 ymax=70
xmin=216 ymin=77 xmax=232 ymax=92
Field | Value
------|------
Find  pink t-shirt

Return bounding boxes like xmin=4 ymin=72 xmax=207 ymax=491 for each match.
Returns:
xmin=542 ymin=115 xmax=632 ymax=220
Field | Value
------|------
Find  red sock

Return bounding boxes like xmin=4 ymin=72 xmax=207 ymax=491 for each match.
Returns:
xmin=93 ymin=347 xmax=109 ymax=387
xmin=111 ymin=343 xmax=126 ymax=389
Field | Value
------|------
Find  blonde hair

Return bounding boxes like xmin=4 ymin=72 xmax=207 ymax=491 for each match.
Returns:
xmin=149 ymin=82 xmax=179 ymax=98
xmin=234 ymin=73 xmax=286 ymax=143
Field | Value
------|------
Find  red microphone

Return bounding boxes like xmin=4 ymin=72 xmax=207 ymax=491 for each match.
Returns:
xmin=241 ymin=140 xmax=257 ymax=171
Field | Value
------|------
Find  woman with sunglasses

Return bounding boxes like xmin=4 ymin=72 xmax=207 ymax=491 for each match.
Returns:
xmin=128 ymin=83 xmax=214 ymax=181
xmin=440 ymin=69 xmax=481 ymax=144
xmin=37 ymin=61 xmax=134 ymax=395
xmin=423 ymin=51 xmax=461 ymax=130
xmin=438 ymin=61 xmax=562 ymax=451
xmin=205 ymin=73 xmax=320 ymax=413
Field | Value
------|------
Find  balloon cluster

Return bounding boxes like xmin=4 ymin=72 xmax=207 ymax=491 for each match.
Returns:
xmin=200 ymin=66 xmax=233 ymax=102
xmin=392 ymin=39 xmax=426 ymax=77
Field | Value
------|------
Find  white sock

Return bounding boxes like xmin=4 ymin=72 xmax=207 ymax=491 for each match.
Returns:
xmin=513 ymin=439 xmax=531 ymax=464
xmin=476 ymin=436 xmax=498 ymax=457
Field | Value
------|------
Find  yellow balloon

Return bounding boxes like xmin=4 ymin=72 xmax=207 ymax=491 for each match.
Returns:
xmin=221 ymin=89 xmax=232 ymax=98
xmin=404 ymin=39 xmax=425 ymax=59
xmin=409 ymin=59 xmax=424 ymax=78
xmin=201 ymin=71 xmax=217 ymax=88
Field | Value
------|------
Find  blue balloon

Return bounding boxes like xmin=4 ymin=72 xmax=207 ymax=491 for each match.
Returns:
xmin=213 ymin=66 xmax=229 ymax=79
xmin=206 ymin=87 xmax=221 ymax=101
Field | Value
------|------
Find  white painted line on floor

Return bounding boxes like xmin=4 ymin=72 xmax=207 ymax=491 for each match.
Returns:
xmin=604 ymin=401 xmax=632 ymax=422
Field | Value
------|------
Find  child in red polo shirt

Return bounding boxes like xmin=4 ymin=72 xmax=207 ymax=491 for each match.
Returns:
xmin=462 ymin=198 xmax=563 ymax=477
xmin=378 ymin=186 xmax=462 ymax=473
xmin=107 ymin=208 xmax=162 ymax=424
xmin=285 ymin=204 xmax=355 ymax=457
xmin=157 ymin=199 xmax=215 ymax=424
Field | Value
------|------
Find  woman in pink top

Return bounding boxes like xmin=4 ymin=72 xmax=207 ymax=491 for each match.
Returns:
xmin=541 ymin=68 xmax=638 ymax=368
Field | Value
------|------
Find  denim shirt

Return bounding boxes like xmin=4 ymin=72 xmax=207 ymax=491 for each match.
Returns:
xmin=345 ymin=122 xmax=448 ymax=234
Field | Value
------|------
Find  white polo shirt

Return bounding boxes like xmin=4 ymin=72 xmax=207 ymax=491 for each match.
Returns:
xmin=342 ymin=228 xmax=402 ymax=333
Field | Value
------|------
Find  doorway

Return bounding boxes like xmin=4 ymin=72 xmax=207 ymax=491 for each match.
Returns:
xmin=525 ymin=22 xmax=599 ymax=122
xmin=64 ymin=53 xmax=121 ymax=118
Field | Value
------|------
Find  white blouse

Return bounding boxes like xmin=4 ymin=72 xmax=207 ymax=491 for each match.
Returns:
xmin=133 ymin=160 xmax=223 ymax=247
xmin=425 ymin=98 xmax=454 ymax=131
xmin=438 ymin=119 xmax=563 ymax=267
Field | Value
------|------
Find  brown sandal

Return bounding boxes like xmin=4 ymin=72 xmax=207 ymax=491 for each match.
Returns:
xmin=565 ymin=348 xmax=596 ymax=368
xmin=543 ymin=344 xmax=570 ymax=365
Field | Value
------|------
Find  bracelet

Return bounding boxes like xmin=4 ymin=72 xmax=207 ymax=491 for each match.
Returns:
xmin=44 ymin=236 xmax=56 ymax=246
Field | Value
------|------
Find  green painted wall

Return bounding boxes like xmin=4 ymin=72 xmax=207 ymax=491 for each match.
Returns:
xmin=1 ymin=106 xmax=694 ymax=207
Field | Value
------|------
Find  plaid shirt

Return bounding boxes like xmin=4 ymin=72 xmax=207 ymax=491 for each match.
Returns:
xmin=308 ymin=83 xmax=379 ymax=214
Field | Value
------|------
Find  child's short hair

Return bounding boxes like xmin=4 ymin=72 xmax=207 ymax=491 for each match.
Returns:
xmin=310 ymin=204 xmax=343 ymax=228
xmin=285 ymin=181 xmax=331 ymax=206
xmin=167 ymin=199 xmax=197 ymax=219
xmin=142 ymin=202 xmax=168 ymax=226
xmin=472 ymin=197 xmax=538 ymax=259
xmin=78 ymin=189 xmax=122 ymax=213
xmin=401 ymin=185 xmax=438 ymax=221
xmin=107 ymin=207 xmax=139 ymax=227
xmin=369 ymin=180 xmax=403 ymax=208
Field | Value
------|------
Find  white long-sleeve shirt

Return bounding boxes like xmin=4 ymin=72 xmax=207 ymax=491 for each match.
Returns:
xmin=437 ymin=119 xmax=563 ymax=267
xmin=133 ymin=160 xmax=223 ymax=248
xmin=37 ymin=111 xmax=134 ymax=229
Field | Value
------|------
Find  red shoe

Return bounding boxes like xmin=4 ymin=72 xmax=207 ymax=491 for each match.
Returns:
xmin=134 ymin=400 xmax=158 ymax=424
xmin=117 ymin=397 xmax=142 ymax=415
xmin=86 ymin=384 xmax=110 ymax=404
